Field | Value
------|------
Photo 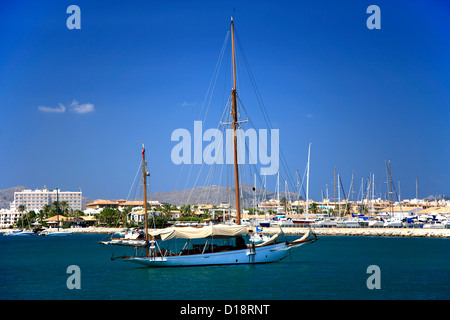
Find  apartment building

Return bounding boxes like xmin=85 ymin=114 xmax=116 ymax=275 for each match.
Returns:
xmin=12 ymin=188 xmax=82 ymax=212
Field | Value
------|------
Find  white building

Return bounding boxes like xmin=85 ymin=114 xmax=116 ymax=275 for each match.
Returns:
xmin=0 ymin=208 xmax=22 ymax=228
xmin=12 ymin=188 xmax=82 ymax=212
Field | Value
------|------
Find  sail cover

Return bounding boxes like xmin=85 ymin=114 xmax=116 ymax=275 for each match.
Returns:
xmin=149 ymin=225 xmax=248 ymax=241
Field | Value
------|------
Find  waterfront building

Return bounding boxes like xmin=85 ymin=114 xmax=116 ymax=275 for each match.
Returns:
xmin=85 ymin=199 xmax=120 ymax=210
xmin=377 ymin=206 xmax=422 ymax=218
xmin=12 ymin=188 xmax=82 ymax=212
xmin=85 ymin=199 xmax=162 ymax=211
xmin=0 ymin=208 xmax=23 ymax=228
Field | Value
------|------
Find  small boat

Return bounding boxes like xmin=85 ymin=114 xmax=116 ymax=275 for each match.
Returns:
xmin=315 ymin=219 xmax=337 ymax=228
xmin=368 ymin=219 xmax=384 ymax=228
xmin=384 ymin=219 xmax=403 ymax=228
xmin=39 ymin=229 xmax=72 ymax=236
xmin=249 ymin=233 xmax=272 ymax=244
xmin=423 ymin=220 xmax=445 ymax=229
xmin=249 ymin=227 xmax=271 ymax=244
xmin=3 ymin=229 xmax=35 ymax=236
xmin=99 ymin=228 xmax=146 ymax=246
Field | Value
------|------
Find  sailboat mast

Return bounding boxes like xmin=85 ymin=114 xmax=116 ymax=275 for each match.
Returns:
xmin=388 ymin=161 xmax=394 ymax=216
xmin=56 ymin=188 xmax=59 ymax=231
xmin=306 ymin=143 xmax=311 ymax=219
xmin=230 ymin=16 xmax=241 ymax=225
xmin=142 ymin=143 xmax=149 ymax=256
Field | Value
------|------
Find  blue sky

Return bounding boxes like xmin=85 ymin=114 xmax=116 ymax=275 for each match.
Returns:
xmin=0 ymin=0 xmax=448 ymax=202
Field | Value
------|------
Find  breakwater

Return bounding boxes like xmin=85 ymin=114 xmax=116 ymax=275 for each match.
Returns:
xmin=263 ymin=227 xmax=450 ymax=238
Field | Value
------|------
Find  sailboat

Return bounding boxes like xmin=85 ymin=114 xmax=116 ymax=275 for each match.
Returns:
xmin=111 ymin=17 xmax=317 ymax=267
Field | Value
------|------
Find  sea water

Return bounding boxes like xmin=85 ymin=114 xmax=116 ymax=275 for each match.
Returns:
xmin=1 ymin=234 xmax=449 ymax=300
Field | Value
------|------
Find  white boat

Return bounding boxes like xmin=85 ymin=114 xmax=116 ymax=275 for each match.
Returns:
xmin=249 ymin=233 xmax=272 ymax=243
xmin=336 ymin=219 xmax=361 ymax=228
xmin=315 ymin=219 xmax=337 ymax=228
xmin=444 ymin=220 xmax=450 ymax=229
xmin=368 ymin=219 xmax=384 ymax=228
xmin=423 ymin=221 xmax=445 ymax=229
xmin=346 ymin=220 xmax=361 ymax=228
xmin=384 ymin=219 xmax=403 ymax=228
xmin=3 ymin=229 xmax=35 ymax=236
xmin=39 ymin=229 xmax=72 ymax=236
xmin=100 ymin=228 xmax=146 ymax=245
xmin=109 ymin=17 xmax=318 ymax=267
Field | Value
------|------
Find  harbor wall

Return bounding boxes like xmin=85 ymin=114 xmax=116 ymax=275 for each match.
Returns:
xmin=262 ymin=227 xmax=450 ymax=238
xmin=2 ymin=226 xmax=450 ymax=238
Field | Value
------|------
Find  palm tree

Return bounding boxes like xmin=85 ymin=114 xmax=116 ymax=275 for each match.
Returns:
xmin=280 ymin=197 xmax=286 ymax=213
xmin=42 ymin=204 xmax=52 ymax=218
xmin=310 ymin=202 xmax=318 ymax=214
xmin=18 ymin=204 xmax=26 ymax=214
xmin=17 ymin=205 xmax=26 ymax=229
xmin=59 ymin=201 xmax=69 ymax=216
xmin=181 ymin=204 xmax=192 ymax=216
xmin=162 ymin=203 xmax=171 ymax=217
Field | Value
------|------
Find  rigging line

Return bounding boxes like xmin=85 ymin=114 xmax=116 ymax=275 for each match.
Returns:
xmin=234 ymin=31 xmax=297 ymax=192
xmin=199 ymin=30 xmax=230 ymax=124
xmin=181 ymin=95 xmax=231 ymax=206
xmin=127 ymin=159 xmax=143 ymax=201
xmin=236 ymin=92 xmax=298 ymax=199
xmin=185 ymin=98 xmax=231 ymax=206
xmin=179 ymin=31 xmax=229 ymax=203
xmin=339 ymin=175 xmax=347 ymax=201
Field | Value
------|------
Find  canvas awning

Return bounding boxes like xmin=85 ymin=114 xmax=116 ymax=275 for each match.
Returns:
xmin=149 ymin=224 xmax=248 ymax=241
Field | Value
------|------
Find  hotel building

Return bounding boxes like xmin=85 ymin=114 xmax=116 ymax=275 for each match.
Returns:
xmin=12 ymin=188 xmax=82 ymax=212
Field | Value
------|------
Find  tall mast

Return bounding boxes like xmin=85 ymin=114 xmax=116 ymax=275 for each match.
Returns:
xmin=388 ymin=161 xmax=393 ymax=216
xmin=230 ymin=16 xmax=241 ymax=225
xmin=142 ymin=143 xmax=149 ymax=256
xmin=56 ymin=188 xmax=59 ymax=231
xmin=334 ymin=167 xmax=336 ymax=216
xmin=306 ymin=143 xmax=311 ymax=219
xmin=416 ymin=177 xmax=418 ymax=199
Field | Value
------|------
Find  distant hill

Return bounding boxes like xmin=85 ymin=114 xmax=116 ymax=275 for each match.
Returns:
xmin=148 ymin=184 xmax=303 ymax=208
xmin=424 ymin=194 xmax=449 ymax=201
xmin=0 ymin=186 xmax=26 ymax=209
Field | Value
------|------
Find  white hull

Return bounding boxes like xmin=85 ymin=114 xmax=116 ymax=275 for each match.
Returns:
xmin=39 ymin=230 xmax=72 ymax=236
xmin=3 ymin=231 xmax=35 ymax=236
xmin=119 ymin=242 xmax=291 ymax=267
xmin=45 ymin=232 xmax=72 ymax=236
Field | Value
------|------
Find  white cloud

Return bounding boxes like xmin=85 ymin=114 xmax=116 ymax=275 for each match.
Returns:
xmin=37 ymin=100 xmax=94 ymax=114
xmin=38 ymin=103 xmax=66 ymax=113
xmin=180 ymin=101 xmax=197 ymax=107
xmin=69 ymin=100 xmax=94 ymax=114
xmin=306 ymin=113 xmax=314 ymax=119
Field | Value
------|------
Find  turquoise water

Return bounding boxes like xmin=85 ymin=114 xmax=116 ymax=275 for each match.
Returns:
xmin=1 ymin=234 xmax=449 ymax=300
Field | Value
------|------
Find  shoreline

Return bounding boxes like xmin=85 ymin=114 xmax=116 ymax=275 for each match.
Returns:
xmin=263 ymin=227 xmax=450 ymax=238
xmin=1 ymin=226 xmax=450 ymax=238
